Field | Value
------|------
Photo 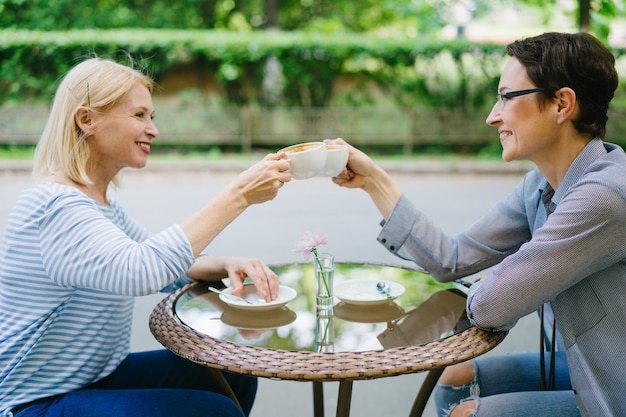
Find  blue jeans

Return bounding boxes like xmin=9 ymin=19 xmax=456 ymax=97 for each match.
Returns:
xmin=433 ymin=352 xmax=580 ymax=417
xmin=12 ymin=350 xmax=257 ymax=417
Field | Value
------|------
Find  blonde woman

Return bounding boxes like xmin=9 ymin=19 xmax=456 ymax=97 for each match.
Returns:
xmin=0 ymin=57 xmax=291 ymax=417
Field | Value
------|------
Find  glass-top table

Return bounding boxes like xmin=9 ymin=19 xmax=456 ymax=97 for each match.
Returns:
xmin=149 ymin=262 xmax=507 ymax=417
xmin=175 ymin=262 xmax=470 ymax=353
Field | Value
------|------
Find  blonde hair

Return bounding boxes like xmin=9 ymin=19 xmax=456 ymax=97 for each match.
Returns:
xmin=33 ymin=57 xmax=154 ymax=185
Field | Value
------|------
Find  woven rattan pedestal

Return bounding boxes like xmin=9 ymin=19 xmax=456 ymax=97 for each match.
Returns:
xmin=150 ymin=282 xmax=507 ymax=417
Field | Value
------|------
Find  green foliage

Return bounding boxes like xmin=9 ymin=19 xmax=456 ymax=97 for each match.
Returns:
xmin=515 ymin=0 xmax=625 ymax=40
xmin=2 ymin=0 xmax=623 ymax=47
xmin=0 ymin=29 xmax=520 ymax=109
xmin=2 ymin=28 xmax=625 ymax=109
xmin=0 ymin=0 xmax=487 ymax=33
xmin=0 ymin=144 xmax=35 ymax=159
xmin=0 ymin=0 xmax=226 ymax=30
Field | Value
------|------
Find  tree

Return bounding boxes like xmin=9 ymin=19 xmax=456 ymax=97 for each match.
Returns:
xmin=517 ymin=0 xmax=624 ymax=41
xmin=0 ymin=0 xmax=487 ymax=34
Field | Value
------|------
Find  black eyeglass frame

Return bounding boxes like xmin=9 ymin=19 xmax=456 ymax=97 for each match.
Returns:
xmin=497 ymin=88 xmax=548 ymax=107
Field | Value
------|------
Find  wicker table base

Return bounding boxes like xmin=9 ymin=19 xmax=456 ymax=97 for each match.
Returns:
xmin=150 ymin=283 xmax=507 ymax=416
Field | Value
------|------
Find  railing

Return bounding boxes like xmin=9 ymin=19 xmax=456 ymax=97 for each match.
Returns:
xmin=2 ymin=105 xmax=625 ymax=153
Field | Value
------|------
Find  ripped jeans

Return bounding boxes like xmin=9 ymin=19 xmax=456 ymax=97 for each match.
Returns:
xmin=433 ymin=352 xmax=580 ymax=417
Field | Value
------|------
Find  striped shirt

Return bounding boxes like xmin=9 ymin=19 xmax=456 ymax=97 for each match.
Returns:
xmin=0 ymin=182 xmax=194 ymax=416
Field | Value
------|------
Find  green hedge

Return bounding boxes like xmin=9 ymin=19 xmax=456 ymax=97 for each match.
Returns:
xmin=0 ymin=29 xmax=517 ymax=108
xmin=3 ymin=29 xmax=625 ymax=109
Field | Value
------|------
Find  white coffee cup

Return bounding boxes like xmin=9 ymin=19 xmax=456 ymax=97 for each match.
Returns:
xmin=316 ymin=144 xmax=348 ymax=177
xmin=280 ymin=142 xmax=327 ymax=179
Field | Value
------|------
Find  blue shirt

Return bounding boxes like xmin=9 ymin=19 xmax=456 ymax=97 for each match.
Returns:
xmin=0 ymin=183 xmax=194 ymax=416
xmin=378 ymin=138 xmax=626 ymax=416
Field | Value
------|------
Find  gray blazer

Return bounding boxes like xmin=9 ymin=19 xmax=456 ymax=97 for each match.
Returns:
xmin=378 ymin=138 xmax=626 ymax=416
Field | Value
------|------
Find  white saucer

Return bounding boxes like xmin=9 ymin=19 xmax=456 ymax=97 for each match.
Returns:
xmin=335 ymin=279 xmax=405 ymax=306
xmin=218 ymin=284 xmax=297 ymax=311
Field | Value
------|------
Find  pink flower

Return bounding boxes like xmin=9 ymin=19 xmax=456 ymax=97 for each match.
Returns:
xmin=294 ymin=230 xmax=332 ymax=305
xmin=293 ymin=230 xmax=327 ymax=260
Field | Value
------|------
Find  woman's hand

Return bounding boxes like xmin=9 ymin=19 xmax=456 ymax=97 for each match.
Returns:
xmin=325 ymin=138 xmax=403 ymax=220
xmin=223 ymin=256 xmax=279 ymax=302
xmin=234 ymin=153 xmax=292 ymax=205
xmin=188 ymin=255 xmax=280 ymax=302
xmin=325 ymin=138 xmax=377 ymax=190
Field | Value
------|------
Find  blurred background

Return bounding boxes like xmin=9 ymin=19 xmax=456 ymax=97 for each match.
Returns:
xmin=0 ymin=0 xmax=625 ymax=159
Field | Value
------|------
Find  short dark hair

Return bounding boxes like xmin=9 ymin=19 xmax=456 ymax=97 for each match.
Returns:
xmin=506 ymin=32 xmax=618 ymax=138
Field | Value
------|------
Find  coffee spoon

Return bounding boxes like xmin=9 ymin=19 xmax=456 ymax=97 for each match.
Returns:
xmin=208 ymin=287 xmax=256 ymax=304
xmin=376 ymin=281 xmax=392 ymax=298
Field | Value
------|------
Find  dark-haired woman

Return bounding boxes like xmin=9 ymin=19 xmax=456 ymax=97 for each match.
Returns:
xmin=330 ymin=32 xmax=625 ymax=417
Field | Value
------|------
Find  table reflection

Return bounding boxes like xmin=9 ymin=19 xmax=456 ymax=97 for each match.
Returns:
xmin=175 ymin=262 xmax=470 ymax=353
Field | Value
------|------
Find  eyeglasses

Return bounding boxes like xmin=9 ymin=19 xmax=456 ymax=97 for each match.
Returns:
xmin=496 ymin=88 xmax=546 ymax=110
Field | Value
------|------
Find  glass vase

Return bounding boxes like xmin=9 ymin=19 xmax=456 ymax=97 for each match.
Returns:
xmin=314 ymin=252 xmax=334 ymax=312
xmin=314 ymin=314 xmax=335 ymax=353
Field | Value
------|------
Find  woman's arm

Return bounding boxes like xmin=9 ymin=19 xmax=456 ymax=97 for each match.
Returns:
xmin=330 ymin=139 xmax=532 ymax=283
xmin=180 ymin=153 xmax=290 ymax=257
xmin=468 ymin=182 xmax=626 ymax=331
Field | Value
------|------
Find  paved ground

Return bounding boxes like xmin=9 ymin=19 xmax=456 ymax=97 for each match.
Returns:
xmin=0 ymin=160 xmax=539 ymax=417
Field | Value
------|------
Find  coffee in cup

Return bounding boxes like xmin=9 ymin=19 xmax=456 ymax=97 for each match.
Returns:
xmin=279 ymin=142 xmax=327 ymax=179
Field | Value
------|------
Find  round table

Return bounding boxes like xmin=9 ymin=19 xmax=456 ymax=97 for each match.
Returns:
xmin=149 ymin=262 xmax=507 ymax=417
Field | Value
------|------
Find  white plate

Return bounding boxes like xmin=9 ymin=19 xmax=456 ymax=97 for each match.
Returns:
xmin=218 ymin=284 xmax=297 ymax=310
xmin=334 ymin=279 xmax=405 ymax=306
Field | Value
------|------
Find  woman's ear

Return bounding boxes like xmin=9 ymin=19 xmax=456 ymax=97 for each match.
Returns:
xmin=555 ymin=87 xmax=577 ymax=125
xmin=75 ymin=106 xmax=94 ymax=134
